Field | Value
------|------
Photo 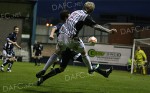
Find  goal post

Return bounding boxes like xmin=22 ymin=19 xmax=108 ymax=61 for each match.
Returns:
xmin=131 ymin=38 xmax=150 ymax=74
xmin=131 ymin=39 xmax=136 ymax=74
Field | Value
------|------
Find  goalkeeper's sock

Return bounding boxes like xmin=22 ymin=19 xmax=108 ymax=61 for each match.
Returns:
xmin=43 ymin=68 xmax=61 ymax=81
xmin=134 ymin=67 xmax=137 ymax=73
xmin=142 ymin=67 xmax=146 ymax=75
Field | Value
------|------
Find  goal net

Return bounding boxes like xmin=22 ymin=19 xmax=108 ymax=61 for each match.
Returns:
xmin=131 ymin=38 xmax=150 ymax=74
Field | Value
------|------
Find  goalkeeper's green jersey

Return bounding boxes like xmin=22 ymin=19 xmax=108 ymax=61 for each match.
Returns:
xmin=128 ymin=58 xmax=132 ymax=65
xmin=135 ymin=49 xmax=147 ymax=62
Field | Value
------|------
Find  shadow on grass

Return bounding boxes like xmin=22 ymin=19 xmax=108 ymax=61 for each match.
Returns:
xmin=23 ymin=88 xmax=83 ymax=93
xmin=22 ymin=84 xmax=84 ymax=93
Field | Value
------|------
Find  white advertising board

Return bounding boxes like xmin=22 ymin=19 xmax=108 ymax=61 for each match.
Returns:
xmin=85 ymin=44 xmax=131 ymax=66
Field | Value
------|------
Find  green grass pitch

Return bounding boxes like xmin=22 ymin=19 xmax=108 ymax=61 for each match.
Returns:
xmin=0 ymin=61 xmax=150 ymax=93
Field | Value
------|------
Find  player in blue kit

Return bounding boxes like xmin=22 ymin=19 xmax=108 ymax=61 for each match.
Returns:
xmin=0 ymin=26 xmax=21 ymax=72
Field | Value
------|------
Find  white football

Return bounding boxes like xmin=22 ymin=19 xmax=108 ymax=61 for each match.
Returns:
xmin=88 ymin=36 xmax=97 ymax=44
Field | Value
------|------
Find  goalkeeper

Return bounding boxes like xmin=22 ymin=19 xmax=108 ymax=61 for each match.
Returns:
xmin=134 ymin=46 xmax=147 ymax=75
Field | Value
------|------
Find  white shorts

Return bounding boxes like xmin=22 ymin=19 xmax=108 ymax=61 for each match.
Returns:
xmin=57 ymin=33 xmax=85 ymax=53
xmin=2 ymin=50 xmax=7 ymax=57
xmin=2 ymin=50 xmax=14 ymax=58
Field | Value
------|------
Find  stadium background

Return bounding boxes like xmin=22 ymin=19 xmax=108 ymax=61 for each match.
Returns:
xmin=0 ymin=0 xmax=150 ymax=69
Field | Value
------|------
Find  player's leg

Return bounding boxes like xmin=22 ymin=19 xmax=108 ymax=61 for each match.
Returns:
xmin=141 ymin=61 xmax=146 ymax=75
xmin=33 ymin=52 xmax=36 ymax=66
xmin=82 ymin=51 xmax=112 ymax=77
xmin=2 ymin=50 xmax=7 ymax=63
xmin=76 ymin=38 xmax=112 ymax=77
xmin=42 ymin=44 xmax=62 ymax=70
xmin=0 ymin=56 xmax=7 ymax=71
xmin=36 ymin=50 xmax=61 ymax=78
xmin=134 ymin=63 xmax=137 ymax=73
xmin=34 ymin=56 xmax=37 ymax=66
xmin=0 ymin=58 xmax=10 ymax=71
xmin=7 ymin=61 xmax=14 ymax=72
xmin=36 ymin=67 xmax=64 ymax=86
xmin=7 ymin=57 xmax=16 ymax=72
xmin=75 ymin=54 xmax=83 ymax=62
xmin=134 ymin=61 xmax=139 ymax=73
xmin=95 ymin=65 xmax=113 ymax=78
xmin=71 ymin=50 xmax=83 ymax=63
xmin=51 ymin=58 xmax=60 ymax=70
xmin=36 ymin=49 xmax=72 ymax=86
xmin=74 ymin=38 xmax=94 ymax=73
xmin=36 ymin=53 xmax=59 ymax=78
xmin=36 ymin=52 xmax=41 ymax=66
xmin=142 ymin=65 xmax=146 ymax=75
xmin=36 ymin=34 xmax=68 ymax=78
xmin=36 ymin=53 xmax=58 ymax=78
xmin=34 ymin=51 xmax=38 ymax=66
xmin=37 ymin=56 xmax=41 ymax=66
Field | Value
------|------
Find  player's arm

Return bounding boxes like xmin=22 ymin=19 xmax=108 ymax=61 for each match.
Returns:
xmin=84 ymin=15 xmax=117 ymax=33
xmin=49 ymin=26 xmax=57 ymax=40
xmin=15 ymin=43 xmax=21 ymax=49
xmin=7 ymin=37 xmax=21 ymax=49
xmin=7 ymin=37 xmax=16 ymax=45
xmin=94 ymin=24 xmax=117 ymax=33
xmin=7 ymin=33 xmax=20 ymax=47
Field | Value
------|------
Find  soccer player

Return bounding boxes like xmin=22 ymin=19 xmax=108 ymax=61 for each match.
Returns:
xmin=0 ymin=43 xmax=16 ymax=72
xmin=134 ymin=46 xmax=147 ymax=75
xmin=33 ymin=41 xmax=43 ymax=66
xmin=49 ymin=10 xmax=70 ymax=40
xmin=36 ymin=2 xmax=117 ymax=85
xmin=36 ymin=10 xmax=83 ymax=76
xmin=0 ymin=26 xmax=21 ymax=72
xmin=49 ymin=10 xmax=83 ymax=69
xmin=49 ymin=10 xmax=72 ymax=69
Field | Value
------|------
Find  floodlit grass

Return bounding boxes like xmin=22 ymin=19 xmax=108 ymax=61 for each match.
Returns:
xmin=0 ymin=62 xmax=150 ymax=93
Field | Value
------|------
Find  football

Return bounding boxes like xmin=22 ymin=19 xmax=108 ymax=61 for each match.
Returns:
xmin=88 ymin=36 xmax=97 ymax=45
